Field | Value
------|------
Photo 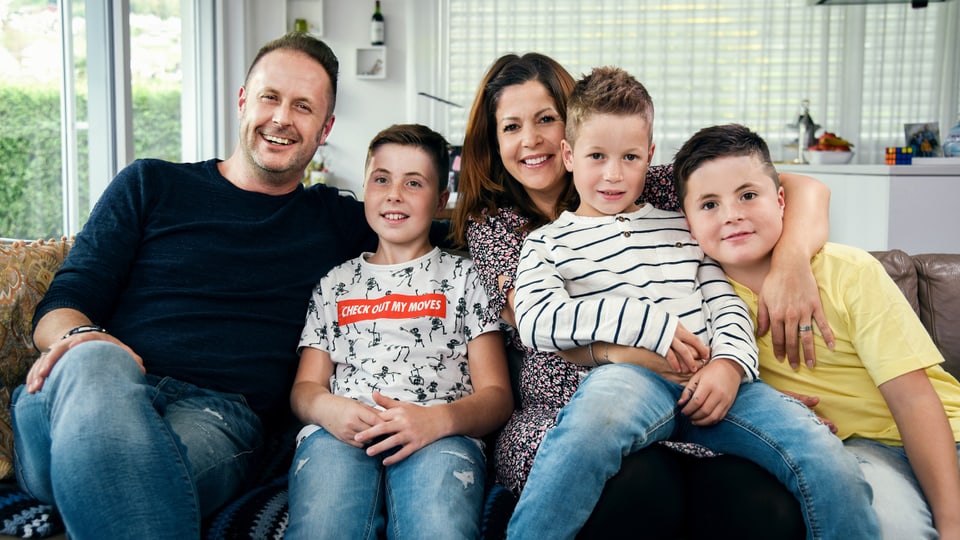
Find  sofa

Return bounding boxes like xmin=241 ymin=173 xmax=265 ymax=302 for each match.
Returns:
xmin=1 ymin=237 xmax=958 ymax=539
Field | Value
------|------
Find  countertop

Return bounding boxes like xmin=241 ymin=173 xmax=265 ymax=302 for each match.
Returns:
xmin=778 ymin=159 xmax=960 ymax=176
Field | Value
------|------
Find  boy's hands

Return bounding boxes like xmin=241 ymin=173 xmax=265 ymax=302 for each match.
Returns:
xmin=354 ymin=391 xmax=447 ymax=466
xmin=667 ymin=323 xmax=711 ymax=374
xmin=777 ymin=389 xmax=837 ymax=434
xmin=676 ymin=358 xmax=743 ymax=426
xmin=318 ymin=395 xmax=383 ymax=449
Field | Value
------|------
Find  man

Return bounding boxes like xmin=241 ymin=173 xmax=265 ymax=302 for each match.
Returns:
xmin=12 ymin=32 xmax=376 ymax=539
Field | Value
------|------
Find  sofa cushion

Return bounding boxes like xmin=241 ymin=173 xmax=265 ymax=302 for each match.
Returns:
xmin=870 ymin=249 xmax=920 ymax=316
xmin=914 ymin=253 xmax=960 ymax=375
xmin=0 ymin=239 xmax=72 ymax=480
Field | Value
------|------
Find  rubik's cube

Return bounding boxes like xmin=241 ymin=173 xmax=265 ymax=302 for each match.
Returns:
xmin=886 ymin=146 xmax=913 ymax=165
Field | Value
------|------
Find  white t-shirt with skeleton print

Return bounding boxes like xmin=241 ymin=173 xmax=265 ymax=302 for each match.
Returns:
xmin=298 ymin=247 xmax=499 ymax=410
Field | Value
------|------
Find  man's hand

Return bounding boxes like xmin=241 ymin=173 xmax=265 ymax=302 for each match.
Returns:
xmin=676 ymin=358 xmax=742 ymax=426
xmin=26 ymin=332 xmax=143 ymax=393
xmin=756 ymin=263 xmax=834 ymax=370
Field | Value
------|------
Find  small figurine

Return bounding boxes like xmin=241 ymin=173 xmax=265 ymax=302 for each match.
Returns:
xmin=788 ymin=99 xmax=820 ymax=163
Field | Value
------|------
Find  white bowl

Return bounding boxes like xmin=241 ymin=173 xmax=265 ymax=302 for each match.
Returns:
xmin=804 ymin=150 xmax=854 ymax=165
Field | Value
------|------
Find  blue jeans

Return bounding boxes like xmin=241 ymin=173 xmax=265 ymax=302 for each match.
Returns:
xmin=286 ymin=427 xmax=486 ymax=540
xmin=507 ymin=364 xmax=879 ymax=540
xmin=12 ymin=341 xmax=263 ymax=540
xmin=844 ymin=437 xmax=960 ymax=539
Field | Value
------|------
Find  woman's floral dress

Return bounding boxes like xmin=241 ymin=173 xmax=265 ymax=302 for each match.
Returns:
xmin=466 ymin=164 xmax=715 ymax=494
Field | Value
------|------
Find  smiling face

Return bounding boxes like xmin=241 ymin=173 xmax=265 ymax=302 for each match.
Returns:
xmin=562 ymin=113 xmax=654 ymax=217
xmin=363 ymin=143 xmax=448 ymax=264
xmin=682 ymin=154 xmax=785 ymax=278
xmin=236 ymin=49 xmax=335 ymax=189
xmin=494 ymin=80 xmax=569 ymax=214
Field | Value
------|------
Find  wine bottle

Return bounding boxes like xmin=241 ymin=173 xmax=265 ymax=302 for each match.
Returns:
xmin=371 ymin=1 xmax=385 ymax=46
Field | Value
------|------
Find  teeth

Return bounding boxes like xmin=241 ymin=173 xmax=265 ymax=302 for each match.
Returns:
xmin=523 ymin=155 xmax=548 ymax=166
xmin=263 ymin=134 xmax=293 ymax=145
xmin=384 ymin=213 xmax=407 ymax=220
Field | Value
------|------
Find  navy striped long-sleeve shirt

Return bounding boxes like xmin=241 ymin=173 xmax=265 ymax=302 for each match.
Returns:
xmin=514 ymin=205 xmax=759 ymax=380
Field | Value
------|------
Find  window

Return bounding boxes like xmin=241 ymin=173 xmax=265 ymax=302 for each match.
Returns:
xmin=438 ymin=0 xmax=959 ymax=166
xmin=0 ymin=0 xmax=217 ymax=240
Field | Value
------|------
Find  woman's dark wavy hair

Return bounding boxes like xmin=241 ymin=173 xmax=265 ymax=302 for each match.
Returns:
xmin=449 ymin=53 xmax=579 ymax=246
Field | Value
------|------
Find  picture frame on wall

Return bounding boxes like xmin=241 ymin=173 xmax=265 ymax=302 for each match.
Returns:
xmin=904 ymin=122 xmax=941 ymax=157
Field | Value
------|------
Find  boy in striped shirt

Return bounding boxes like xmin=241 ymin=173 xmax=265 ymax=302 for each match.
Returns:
xmin=506 ymin=66 xmax=878 ymax=540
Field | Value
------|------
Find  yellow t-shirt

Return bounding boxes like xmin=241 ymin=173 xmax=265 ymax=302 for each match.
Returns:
xmin=730 ymin=243 xmax=960 ymax=445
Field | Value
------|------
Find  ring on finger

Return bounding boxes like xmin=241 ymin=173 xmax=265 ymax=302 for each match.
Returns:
xmin=798 ymin=324 xmax=813 ymax=333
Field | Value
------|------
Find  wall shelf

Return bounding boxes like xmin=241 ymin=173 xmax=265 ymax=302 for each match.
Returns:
xmin=287 ymin=0 xmax=323 ymax=36
xmin=356 ymin=46 xmax=387 ymax=79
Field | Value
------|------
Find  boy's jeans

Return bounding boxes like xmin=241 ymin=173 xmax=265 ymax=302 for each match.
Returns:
xmin=12 ymin=341 xmax=263 ymax=540
xmin=507 ymin=363 xmax=879 ymax=540
xmin=844 ymin=437 xmax=960 ymax=539
xmin=286 ymin=427 xmax=486 ymax=540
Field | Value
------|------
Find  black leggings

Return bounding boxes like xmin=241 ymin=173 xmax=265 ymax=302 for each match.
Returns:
xmin=577 ymin=445 xmax=805 ymax=540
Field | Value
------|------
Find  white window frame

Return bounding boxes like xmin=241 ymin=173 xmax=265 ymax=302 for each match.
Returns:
xmin=57 ymin=0 xmax=228 ymax=236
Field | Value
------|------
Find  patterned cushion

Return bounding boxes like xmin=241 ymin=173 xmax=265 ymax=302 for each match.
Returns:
xmin=0 ymin=238 xmax=72 ymax=480
xmin=0 ymin=483 xmax=63 ymax=538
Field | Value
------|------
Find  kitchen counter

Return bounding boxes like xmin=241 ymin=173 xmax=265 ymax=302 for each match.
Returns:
xmin=778 ymin=161 xmax=960 ymax=254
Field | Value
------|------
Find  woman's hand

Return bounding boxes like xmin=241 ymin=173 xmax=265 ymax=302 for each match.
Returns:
xmin=757 ymin=259 xmax=834 ymax=370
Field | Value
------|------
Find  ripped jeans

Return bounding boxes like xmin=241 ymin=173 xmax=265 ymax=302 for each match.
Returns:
xmin=12 ymin=341 xmax=263 ymax=539
xmin=507 ymin=363 xmax=879 ymax=540
xmin=286 ymin=427 xmax=486 ymax=540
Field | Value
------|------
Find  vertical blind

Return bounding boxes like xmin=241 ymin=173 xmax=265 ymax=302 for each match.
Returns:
xmin=440 ymin=0 xmax=958 ymax=165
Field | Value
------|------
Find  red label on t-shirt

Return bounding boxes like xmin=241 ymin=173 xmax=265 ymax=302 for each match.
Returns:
xmin=337 ymin=293 xmax=446 ymax=325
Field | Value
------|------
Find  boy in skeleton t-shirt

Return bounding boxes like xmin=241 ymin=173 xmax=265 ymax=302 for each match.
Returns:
xmin=285 ymin=124 xmax=513 ymax=540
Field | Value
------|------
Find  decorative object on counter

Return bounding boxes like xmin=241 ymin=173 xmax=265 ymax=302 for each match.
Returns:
xmin=885 ymin=146 xmax=913 ymax=165
xmin=370 ymin=0 xmax=385 ymax=45
xmin=787 ymin=99 xmax=820 ymax=164
xmin=808 ymin=132 xmax=854 ymax=152
xmin=944 ymin=119 xmax=960 ymax=158
xmin=294 ymin=18 xmax=308 ymax=33
xmin=302 ymin=146 xmax=330 ymax=186
xmin=804 ymin=132 xmax=854 ymax=164
xmin=904 ymin=122 xmax=940 ymax=157
xmin=805 ymin=149 xmax=854 ymax=165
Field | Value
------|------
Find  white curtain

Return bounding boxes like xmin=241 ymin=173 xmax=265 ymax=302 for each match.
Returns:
xmin=440 ymin=0 xmax=960 ymax=165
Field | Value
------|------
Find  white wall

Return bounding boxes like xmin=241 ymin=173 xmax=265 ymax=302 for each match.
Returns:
xmin=227 ymin=0 xmax=437 ymax=197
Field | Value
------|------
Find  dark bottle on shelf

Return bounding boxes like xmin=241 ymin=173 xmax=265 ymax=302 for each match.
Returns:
xmin=371 ymin=1 xmax=385 ymax=45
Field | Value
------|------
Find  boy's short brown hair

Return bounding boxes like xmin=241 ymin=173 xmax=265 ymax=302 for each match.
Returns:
xmin=365 ymin=124 xmax=451 ymax=192
xmin=672 ymin=123 xmax=779 ymax=204
xmin=565 ymin=66 xmax=655 ymax=147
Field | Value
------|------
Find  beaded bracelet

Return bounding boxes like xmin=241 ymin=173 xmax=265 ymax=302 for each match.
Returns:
xmin=61 ymin=324 xmax=108 ymax=340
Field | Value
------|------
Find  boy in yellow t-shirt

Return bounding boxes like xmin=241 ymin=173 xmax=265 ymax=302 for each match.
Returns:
xmin=674 ymin=123 xmax=960 ymax=540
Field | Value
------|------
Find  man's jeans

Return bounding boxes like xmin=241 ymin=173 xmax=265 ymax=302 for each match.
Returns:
xmin=286 ymin=427 xmax=486 ymax=540
xmin=12 ymin=341 xmax=263 ymax=540
xmin=845 ymin=437 xmax=960 ymax=539
xmin=507 ymin=363 xmax=880 ymax=540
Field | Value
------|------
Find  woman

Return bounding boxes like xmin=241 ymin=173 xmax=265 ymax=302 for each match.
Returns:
xmin=451 ymin=53 xmax=833 ymax=539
